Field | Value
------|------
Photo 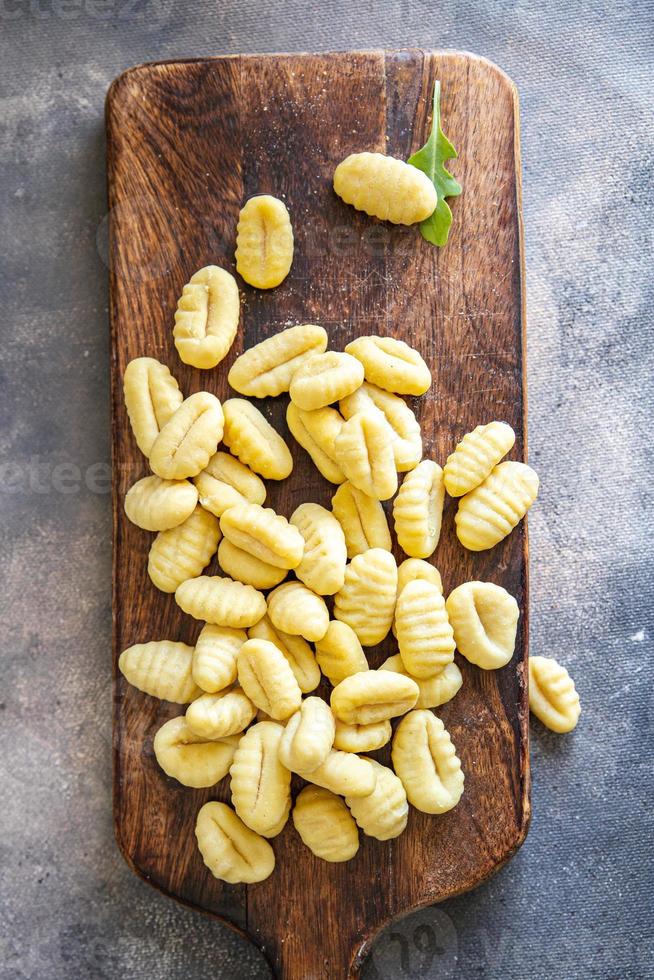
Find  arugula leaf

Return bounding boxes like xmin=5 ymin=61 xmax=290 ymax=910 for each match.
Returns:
xmin=407 ymin=80 xmax=462 ymax=247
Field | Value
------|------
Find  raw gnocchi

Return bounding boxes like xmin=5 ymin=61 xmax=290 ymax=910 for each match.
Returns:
xmin=148 ymin=504 xmax=221 ymax=593
xmin=529 ymin=656 xmax=581 ymax=733
xmin=192 ymin=624 xmax=246 ymax=694
xmin=220 ymin=502 xmax=304 ymax=570
xmin=278 ymin=697 xmax=335 ymax=773
xmin=333 ymin=719 xmax=392 ymax=753
xmin=334 ymin=548 xmax=397 ymax=646
xmin=222 ymin=398 xmax=293 ymax=480
xmin=395 ymin=579 xmax=455 ymax=678
xmin=236 ymin=638 xmax=303 ymax=720
xmin=330 ymin=670 xmax=419 ymax=725
xmin=153 ymin=717 xmax=239 ymax=788
xmin=334 ymin=411 xmax=398 ymax=501
xmin=455 ymin=461 xmax=539 ymax=551
xmin=124 ymin=474 xmax=198 ymax=532
xmin=292 ymin=786 xmax=359 ymax=862
xmin=444 ymin=421 xmax=515 ymax=497
xmin=193 ymin=451 xmax=266 ymax=518
xmin=446 ymin=581 xmax=519 ymax=670
xmin=266 ymin=581 xmax=330 ymax=643
xmin=217 ymin=538 xmax=288 ymax=590
xmin=392 ymin=710 xmax=464 ymax=814
xmin=175 ymin=575 xmax=266 ymax=628
xmin=286 ymin=402 xmax=346 ymax=484
xmin=333 ymin=152 xmax=437 ymax=225
xmin=393 ymin=460 xmax=445 ymax=558
xmin=118 ymin=640 xmax=201 ymax=703
xmin=230 ymin=721 xmax=291 ymax=837
xmin=331 ymin=481 xmax=391 ymax=557
xmin=380 ymin=656 xmax=462 ymax=710
xmin=345 ymin=759 xmax=408 ymax=840
xmin=235 ymin=194 xmax=294 ymax=289
xmin=289 ymin=351 xmax=364 ymax=412
xmin=228 ymin=324 xmax=327 ymax=397
xmin=248 ymin=615 xmax=321 ymax=694
xmin=314 ymin=620 xmax=369 ymax=686
xmin=296 ymin=749 xmax=377 ymax=799
xmin=173 ymin=265 xmax=240 ymax=369
xmin=186 ymin=688 xmax=257 ymax=739
xmin=123 ymin=357 xmax=183 ymax=457
xmin=345 ymin=335 xmax=431 ymax=396
xmin=290 ymin=502 xmax=347 ymax=595
xmin=149 ymin=392 xmax=224 ymax=480
xmin=340 ymin=381 xmax=422 ymax=472
xmin=195 ymin=801 xmax=275 ymax=884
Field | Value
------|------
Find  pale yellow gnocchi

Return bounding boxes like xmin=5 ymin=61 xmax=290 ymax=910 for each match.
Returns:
xmin=333 ymin=152 xmax=437 ymax=225
xmin=266 ymin=581 xmax=330 ymax=643
xmin=286 ymin=402 xmax=346 ymax=484
xmin=230 ymin=721 xmax=291 ymax=837
xmin=192 ymin=624 xmax=246 ymax=694
xmin=175 ymin=575 xmax=266 ymax=628
xmin=228 ymin=323 xmax=327 ymax=397
xmin=292 ymin=786 xmax=359 ymax=862
xmin=529 ymin=656 xmax=581 ymax=733
xmin=124 ymin=474 xmax=198 ymax=532
xmin=314 ymin=620 xmax=369 ymax=686
xmin=222 ymin=398 xmax=293 ymax=480
xmin=220 ymin=502 xmax=304 ymax=570
xmin=149 ymin=392 xmax=224 ymax=480
xmin=395 ymin=579 xmax=455 ymax=678
xmin=118 ymin=640 xmax=201 ymax=703
xmin=153 ymin=717 xmax=239 ymax=788
xmin=217 ymin=538 xmax=288 ymax=590
xmin=236 ymin=638 xmax=302 ymax=720
xmin=455 ymin=461 xmax=539 ymax=551
xmin=334 ymin=411 xmax=398 ymax=501
xmin=380 ymin=656 xmax=463 ymax=710
xmin=331 ymin=481 xmax=391 ymax=558
xmin=289 ymin=351 xmax=364 ymax=412
xmin=330 ymin=670 xmax=419 ymax=725
xmin=393 ymin=460 xmax=445 ymax=558
xmin=122 ymin=356 xmax=183 ymax=457
xmin=392 ymin=710 xmax=464 ymax=814
xmin=340 ymin=381 xmax=422 ymax=471
xmin=345 ymin=759 xmax=408 ymax=840
xmin=235 ymin=194 xmax=294 ymax=289
xmin=186 ymin=688 xmax=257 ymax=738
xmin=248 ymin=615 xmax=321 ymax=694
xmin=195 ymin=801 xmax=274 ymax=884
xmin=334 ymin=548 xmax=397 ymax=646
xmin=148 ymin=504 xmax=221 ymax=593
xmin=345 ymin=335 xmax=431 ymax=396
xmin=333 ymin=718 xmax=392 ymax=753
xmin=193 ymin=451 xmax=266 ymax=518
xmin=445 ymin=581 xmax=519 ymax=670
xmin=173 ymin=265 xmax=240 ymax=369
xmin=278 ymin=697 xmax=335 ymax=773
xmin=444 ymin=421 xmax=515 ymax=497
xmin=290 ymin=502 xmax=347 ymax=596
xmin=297 ymin=749 xmax=376 ymax=799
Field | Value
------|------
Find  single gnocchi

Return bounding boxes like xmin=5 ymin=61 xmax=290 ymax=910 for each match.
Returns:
xmin=331 ymin=481 xmax=391 ymax=558
xmin=297 ymin=749 xmax=376 ymax=799
xmin=345 ymin=759 xmax=408 ymax=841
xmin=175 ymin=575 xmax=266 ymax=628
xmin=218 ymin=538 xmax=288 ymax=590
xmin=333 ymin=152 xmax=437 ymax=225
xmin=330 ymin=670 xmax=419 ymax=725
xmin=380 ymin=655 xmax=463 ymax=710
xmin=529 ymin=656 xmax=581 ymax=733
xmin=314 ymin=620 xmax=369 ymax=687
xmin=220 ymin=502 xmax=304 ymax=570
xmin=286 ymin=403 xmax=346 ymax=484
xmin=340 ymin=381 xmax=422 ymax=472
xmin=445 ymin=581 xmax=519 ymax=670
xmin=122 ymin=357 xmax=183 ymax=457
xmin=235 ymin=195 xmax=294 ymax=289
xmin=395 ymin=579 xmax=455 ymax=678
xmin=228 ymin=323 xmax=328 ymax=397
xmin=334 ymin=411 xmax=398 ymax=501
xmin=149 ymin=392 xmax=224 ymax=480
xmin=192 ymin=624 xmax=246 ymax=693
xmin=345 ymin=335 xmax=431 ymax=396
xmin=392 ymin=710 xmax=464 ymax=814
xmin=455 ymin=461 xmax=539 ymax=551
xmin=173 ymin=265 xmax=240 ymax=369
xmin=248 ymin=615 xmax=321 ymax=694
xmin=393 ymin=460 xmax=445 ymax=558
xmin=124 ymin=474 xmax=198 ymax=532
xmin=153 ymin=716 xmax=239 ymax=788
xmin=148 ymin=504 xmax=221 ymax=594
xmin=230 ymin=721 xmax=291 ymax=837
xmin=292 ymin=786 xmax=359 ymax=862
xmin=118 ymin=640 xmax=201 ymax=703
xmin=290 ymin=502 xmax=347 ymax=595
xmin=186 ymin=688 xmax=257 ymax=738
xmin=195 ymin=801 xmax=274 ymax=884
xmin=193 ymin=451 xmax=266 ymax=518
xmin=444 ymin=421 xmax=516 ymax=497
xmin=222 ymin=398 xmax=293 ymax=480
xmin=334 ymin=548 xmax=397 ymax=646
xmin=289 ymin=351 xmax=364 ymax=412
xmin=278 ymin=697 xmax=335 ymax=773
xmin=333 ymin=718 xmax=392 ymax=753
xmin=237 ymin=638 xmax=303 ymax=720
xmin=267 ymin=581 xmax=330 ymax=643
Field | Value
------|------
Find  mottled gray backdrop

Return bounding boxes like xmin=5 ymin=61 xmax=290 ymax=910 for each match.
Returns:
xmin=1 ymin=2 xmax=652 ymax=978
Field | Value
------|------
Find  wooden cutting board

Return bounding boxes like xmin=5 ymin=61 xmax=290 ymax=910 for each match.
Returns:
xmin=107 ymin=49 xmax=529 ymax=980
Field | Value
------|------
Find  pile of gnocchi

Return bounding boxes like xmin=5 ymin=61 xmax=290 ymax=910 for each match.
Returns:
xmin=118 ymin=177 xmax=580 ymax=886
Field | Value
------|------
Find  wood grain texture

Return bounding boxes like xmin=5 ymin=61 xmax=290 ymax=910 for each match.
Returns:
xmin=107 ymin=49 xmax=529 ymax=980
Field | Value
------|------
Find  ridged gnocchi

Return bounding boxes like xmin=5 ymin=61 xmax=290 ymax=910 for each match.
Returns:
xmin=235 ymin=194 xmax=294 ymax=289
xmin=290 ymin=502 xmax=347 ymax=595
xmin=330 ymin=670 xmax=419 ymax=725
xmin=123 ymin=357 xmax=183 ymax=457
xmin=529 ymin=656 xmax=581 ymax=733
xmin=331 ymin=481 xmax=391 ymax=558
xmin=333 ymin=152 xmax=437 ymax=225
xmin=118 ymin=640 xmax=201 ymax=703
xmin=228 ymin=324 xmax=327 ymax=397
xmin=395 ymin=579 xmax=455 ymax=678
xmin=292 ymin=786 xmax=359 ymax=862
xmin=230 ymin=721 xmax=291 ymax=837
xmin=217 ymin=538 xmax=288 ymax=590
xmin=267 ymin=581 xmax=330 ymax=643
xmin=444 ymin=421 xmax=516 ymax=497
xmin=345 ymin=335 xmax=431 ymax=396
xmin=153 ymin=717 xmax=239 ymax=788
xmin=445 ymin=581 xmax=519 ymax=670
xmin=345 ymin=759 xmax=408 ymax=840
xmin=332 ymin=718 xmax=392 ymax=753
xmin=278 ymin=697 xmax=335 ymax=773
xmin=220 ymin=502 xmax=304 ymax=570
xmin=173 ymin=265 xmax=240 ymax=369
xmin=455 ymin=461 xmax=539 ymax=551
xmin=248 ymin=615 xmax=321 ymax=694
xmin=340 ymin=381 xmax=422 ymax=472
xmin=148 ymin=504 xmax=221 ymax=593
xmin=334 ymin=548 xmax=397 ymax=646
xmin=186 ymin=688 xmax=257 ymax=738
xmin=393 ymin=460 xmax=445 ymax=558
xmin=286 ymin=402 xmax=346 ymax=484
xmin=149 ymin=392 xmax=224 ymax=480
xmin=124 ymin=474 xmax=198 ymax=532
xmin=175 ymin=575 xmax=266 ymax=628
xmin=392 ymin=710 xmax=464 ymax=814
xmin=193 ymin=451 xmax=266 ymax=518
xmin=237 ymin=638 xmax=302 ymax=720
xmin=334 ymin=411 xmax=398 ymax=501
xmin=380 ymin=655 xmax=463 ymax=710
xmin=289 ymin=351 xmax=364 ymax=412
xmin=192 ymin=624 xmax=246 ymax=693
xmin=195 ymin=801 xmax=274 ymax=884
xmin=222 ymin=398 xmax=293 ymax=480
xmin=298 ymin=749 xmax=376 ymax=799
xmin=314 ymin=620 xmax=369 ymax=686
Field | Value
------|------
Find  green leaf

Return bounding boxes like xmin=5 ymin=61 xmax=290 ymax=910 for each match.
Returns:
xmin=407 ymin=80 xmax=462 ymax=247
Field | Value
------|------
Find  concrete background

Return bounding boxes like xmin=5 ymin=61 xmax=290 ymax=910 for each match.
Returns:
xmin=1 ymin=2 xmax=652 ymax=978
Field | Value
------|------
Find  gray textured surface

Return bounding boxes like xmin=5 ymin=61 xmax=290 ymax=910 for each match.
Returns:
xmin=1 ymin=2 xmax=652 ymax=978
